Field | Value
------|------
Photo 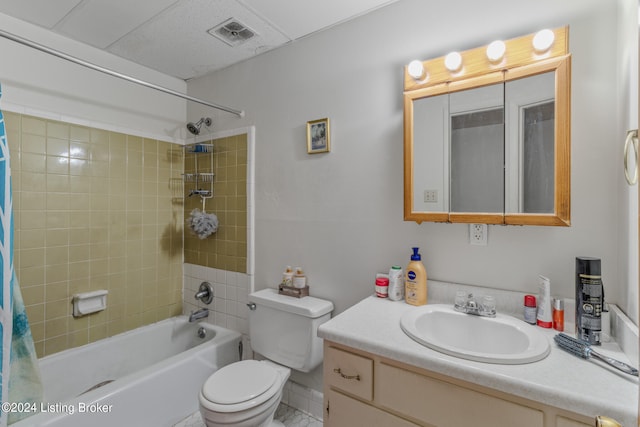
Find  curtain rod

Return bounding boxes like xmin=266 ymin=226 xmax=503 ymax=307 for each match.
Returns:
xmin=0 ymin=29 xmax=245 ymax=118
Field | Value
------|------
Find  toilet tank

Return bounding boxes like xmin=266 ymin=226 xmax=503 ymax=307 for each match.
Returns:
xmin=248 ymin=288 xmax=334 ymax=373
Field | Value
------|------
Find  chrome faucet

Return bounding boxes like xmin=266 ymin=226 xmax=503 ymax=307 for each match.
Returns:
xmin=195 ymin=282 xmax=213 ymax=304
xmin=189 ymin=308 xmax=209 ymax=322
xmin=454 ymin=293 xmax=496 ymax=317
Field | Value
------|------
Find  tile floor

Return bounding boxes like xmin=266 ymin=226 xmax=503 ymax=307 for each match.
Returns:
xmin=174 ymin=403 xmax=323 ymax=427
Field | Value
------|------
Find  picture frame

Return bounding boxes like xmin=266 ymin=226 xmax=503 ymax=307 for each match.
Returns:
xmin=306 ymin=118 xmax=330 ymax=154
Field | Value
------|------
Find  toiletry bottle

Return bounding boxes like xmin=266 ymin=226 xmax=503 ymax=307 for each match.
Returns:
xmin=575 ymin=257 xmax=603 ymax=345
xmin=388 ymin=266 xmax=404 ymax=301
xmin=405 ymin=247 xmax=427 ymax=306
xmin=552 ymin=298 xmax=564 ymax=331
xmin=293 ymin=267 xmax=307 ymax=289
xmin=524 ymin=295 xmax=537 ymax=324
xmin=375 ymin=277 xmax=389 ymax=298
xmin=282 ymin=266 xmax=293 ymax=287
xmin=536 ymin=275 xmax=552 ymax=328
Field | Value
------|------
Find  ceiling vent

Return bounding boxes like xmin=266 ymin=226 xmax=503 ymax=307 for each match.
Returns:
xmin=208 ymin=18 xmax=257 ymax=47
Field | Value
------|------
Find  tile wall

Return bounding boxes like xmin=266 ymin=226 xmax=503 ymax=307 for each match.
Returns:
xmin=5 ymin=112 xmax=184 ymax=357
xmin=183 ymin=264 xmax=250 ymax=336
xmin=183 ymin=134 xmax=247 ymax=273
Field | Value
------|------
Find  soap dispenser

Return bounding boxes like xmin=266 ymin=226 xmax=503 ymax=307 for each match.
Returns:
xmin=405 ymin=247 xmax=427 ymax=306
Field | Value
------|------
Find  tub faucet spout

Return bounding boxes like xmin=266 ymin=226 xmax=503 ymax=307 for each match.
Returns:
xmin=189 ymin=308 xmax=209 ymax=322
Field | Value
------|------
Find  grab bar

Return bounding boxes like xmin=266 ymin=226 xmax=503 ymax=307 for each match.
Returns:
xmin=624 ymin=129 xmax=638 ymax=185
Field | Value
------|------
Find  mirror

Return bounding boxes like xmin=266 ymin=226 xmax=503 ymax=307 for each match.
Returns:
xmin=404 ymin=28 xmax=571 ymax=226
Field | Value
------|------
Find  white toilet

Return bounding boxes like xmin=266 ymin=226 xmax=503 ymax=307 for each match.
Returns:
xmin=199 ymin=288 xmax=334 ymax=427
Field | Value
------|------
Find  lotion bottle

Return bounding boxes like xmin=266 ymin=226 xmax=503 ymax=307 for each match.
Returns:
xmin=405 ymin=247 xmax=427 ymax=306
xmin=536 ymin=275 xmax=552 ymax=328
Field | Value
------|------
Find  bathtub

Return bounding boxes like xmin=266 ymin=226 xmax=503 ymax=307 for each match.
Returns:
xmin=12 ymin=316 xmax=241 ymax=427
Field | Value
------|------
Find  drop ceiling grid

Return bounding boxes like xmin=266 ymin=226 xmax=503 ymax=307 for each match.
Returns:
xmin=0 ymin=0 xmax=82 ymax=28
xmin=55 ymin=0 xmax=180 ymax=49
xmin=0 ymin=0 xmax=401 ymax=79
xmin=241 ymin=0 xmax=399 ymax=40
xmin=107 ymin=0 xmax=290 ymax=80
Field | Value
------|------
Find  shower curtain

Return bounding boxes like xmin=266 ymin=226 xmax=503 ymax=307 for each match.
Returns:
xmin=0 ymin=83 xmax=42 ymax=426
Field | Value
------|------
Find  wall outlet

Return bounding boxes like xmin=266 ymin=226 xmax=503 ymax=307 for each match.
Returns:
xmin=423 ymin=189 xmax=438 ymax=203
xmin=469 ymin=224 xmax=487 ymax=246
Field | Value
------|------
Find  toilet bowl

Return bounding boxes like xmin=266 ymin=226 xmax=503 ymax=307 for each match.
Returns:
xmin=199 ymin=360 xmax=290 ymax=427
xmin=198 ymin=289 xmax=334 ymax=427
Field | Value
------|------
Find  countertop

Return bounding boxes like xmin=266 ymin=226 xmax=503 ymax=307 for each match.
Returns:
xmin=318 ymin=295 xmax=638 ymax=426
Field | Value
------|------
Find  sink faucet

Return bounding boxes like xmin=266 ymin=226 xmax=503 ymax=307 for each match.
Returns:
xmin=189 ymin=308 xmax=209 ymax=322
xmin=454 ymin=293 xmax=496 ymax=317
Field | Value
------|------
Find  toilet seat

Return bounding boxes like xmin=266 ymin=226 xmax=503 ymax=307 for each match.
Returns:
xmin=200 ymin=360 xmax=281 ymax=413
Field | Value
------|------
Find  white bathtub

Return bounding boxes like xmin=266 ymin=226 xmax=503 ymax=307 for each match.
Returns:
xmin=12 ymin=316 xmax=241 ymax=427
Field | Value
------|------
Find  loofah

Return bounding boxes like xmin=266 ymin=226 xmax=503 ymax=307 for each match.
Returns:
xmin=188 ymin=209 xmax=219 ymax=239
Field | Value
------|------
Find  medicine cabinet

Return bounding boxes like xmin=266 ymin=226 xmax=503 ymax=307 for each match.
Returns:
xmin=403 ymin=27 xmax=571 ymax=226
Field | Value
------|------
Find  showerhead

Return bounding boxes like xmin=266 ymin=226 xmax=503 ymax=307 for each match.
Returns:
xmin=186 ymin=117 xmax=212 ymax=135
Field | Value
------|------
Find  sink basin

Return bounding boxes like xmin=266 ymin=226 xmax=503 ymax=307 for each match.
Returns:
xmin=400 ymin=304 xmax=550 ymax=364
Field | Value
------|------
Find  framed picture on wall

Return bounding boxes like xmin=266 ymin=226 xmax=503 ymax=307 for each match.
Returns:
xmin=307 ymin=118 xmax=330 ymax=154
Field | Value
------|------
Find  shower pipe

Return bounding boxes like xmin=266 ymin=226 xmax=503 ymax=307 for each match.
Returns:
xmin=0 ymin=29 xmax=245 ymax=118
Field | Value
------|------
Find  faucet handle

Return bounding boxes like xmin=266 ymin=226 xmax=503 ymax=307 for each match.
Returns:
xmin=454 ymin=291 xmax=468 ymax=310
xmin=480 ymin=295 xmax=496 ymax=316
xmin=195 ymin=282 xmax=213 ymax=304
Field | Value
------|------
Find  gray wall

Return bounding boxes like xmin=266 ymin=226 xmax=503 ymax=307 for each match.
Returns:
xmin=188 ymin=0 xmax=638 ymax=389
xmin=187 ymin=0 xmax=635 ymax=388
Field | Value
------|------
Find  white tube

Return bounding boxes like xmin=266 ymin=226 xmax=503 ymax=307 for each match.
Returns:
xmin=536 ymin=275 xmax=552 ymax=328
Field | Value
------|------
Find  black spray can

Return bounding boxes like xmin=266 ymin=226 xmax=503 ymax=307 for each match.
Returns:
xmin=575 ymin=257 xmax=603 ymax=345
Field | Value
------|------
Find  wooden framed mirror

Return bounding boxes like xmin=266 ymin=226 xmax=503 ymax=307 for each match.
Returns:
xmin=403 ymin=27 xmax=570 ymax=226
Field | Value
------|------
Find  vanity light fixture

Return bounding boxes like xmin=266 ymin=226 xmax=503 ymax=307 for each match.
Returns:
xmin=486 ymin=40 xmax=506 ymax=62
xmin=444 ymin=51 xmax=462 ymax=72
xmin=532 ymin=29 xmax=555 ymax=53
xmin=407 ymin=60 xmax=427 ymax=81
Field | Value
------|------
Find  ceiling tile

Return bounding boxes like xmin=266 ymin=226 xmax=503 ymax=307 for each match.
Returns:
xmin=108 ymin=0 xmax=289 ymax=79
xmin=0 ymin=0 xmax=82 ymax=29
xmin=55 ymin=0 xmax=180 ymax=49
xmin=241 ymin=0 xmax=398 ymax=39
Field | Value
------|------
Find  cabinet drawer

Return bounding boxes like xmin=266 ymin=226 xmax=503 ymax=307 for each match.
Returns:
xmin=325 ymin=346 xmax=373 ymax=401
xmin=376 ymin=362 xmax=544 ymax=427
xmin=556 ymin=416 xmax=592 ymax=427
xmin=327 ymin=389 xmax=419 ymax=427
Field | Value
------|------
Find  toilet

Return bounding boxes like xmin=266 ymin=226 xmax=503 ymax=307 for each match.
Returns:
xmin=199 ymin=288 xmax=334 ymax=427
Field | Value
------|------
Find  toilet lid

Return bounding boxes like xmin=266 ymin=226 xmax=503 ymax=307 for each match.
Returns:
xmin=202 ymin=360 xmax=278 ymax=405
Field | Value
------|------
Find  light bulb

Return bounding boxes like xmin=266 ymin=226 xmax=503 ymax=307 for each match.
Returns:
xmin=444 ymin=52 xmax=462 ymax=72
xmin=407 ymin=60 xmax=427 ymax=81
xmin=486 ymin=40 xmax=506 ymax=62
xmin=533 ymin=29 xmax=555 ymax=53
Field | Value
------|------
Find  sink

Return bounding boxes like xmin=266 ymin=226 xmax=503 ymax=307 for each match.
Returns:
xmin=400 ymin=304 xmax=550 ymax=364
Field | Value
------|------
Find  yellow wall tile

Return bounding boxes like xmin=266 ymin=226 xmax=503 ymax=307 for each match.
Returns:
xmin=8 ymin=113 xmax=184 ymax=356
xmin=184 ymin=134 xmax=247 ymax=273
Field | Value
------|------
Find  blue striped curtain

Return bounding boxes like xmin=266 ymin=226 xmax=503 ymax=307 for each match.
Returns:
xmin=0 ymin=80 xmax=13 ymax=427
xmin=0 ymin=83 xmax=42 ymax=426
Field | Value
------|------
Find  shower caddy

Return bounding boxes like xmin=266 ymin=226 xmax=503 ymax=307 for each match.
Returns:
xmin=183 ymin=142 xmax=214 ymax=206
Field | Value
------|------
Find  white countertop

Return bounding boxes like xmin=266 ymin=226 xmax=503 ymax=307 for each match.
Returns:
xmin=318 ymin=295 xmax=638 ymax=426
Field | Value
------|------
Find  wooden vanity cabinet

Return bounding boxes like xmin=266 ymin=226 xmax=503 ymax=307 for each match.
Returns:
xmin=323 ymin=341 xmax=593 ymax=427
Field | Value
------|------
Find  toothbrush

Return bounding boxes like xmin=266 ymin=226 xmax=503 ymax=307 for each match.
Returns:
xmin=554 ymin=333 xmax=638 ymax=377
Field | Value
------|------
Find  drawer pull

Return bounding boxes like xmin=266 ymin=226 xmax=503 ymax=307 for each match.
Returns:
xmin=333 ymin=368 xmax=360 ymax=381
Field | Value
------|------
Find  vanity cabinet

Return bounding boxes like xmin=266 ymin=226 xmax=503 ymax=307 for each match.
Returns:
xmin=323 ymin=341 xmax=592 ymax=427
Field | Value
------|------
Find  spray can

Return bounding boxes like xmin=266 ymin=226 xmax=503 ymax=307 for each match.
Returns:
xmin=575 ymin=257 xmax=603 ymax=345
